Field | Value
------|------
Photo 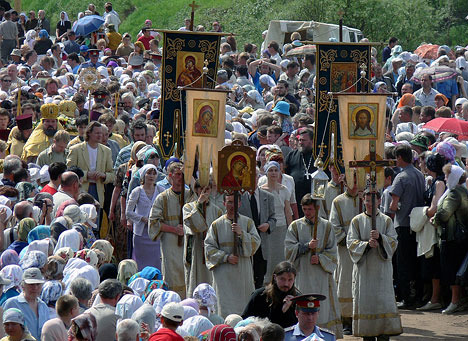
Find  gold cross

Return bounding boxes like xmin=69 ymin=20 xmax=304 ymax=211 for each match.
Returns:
xmin=163 ymin=131 xmax=172 ymax=147
xmin=189 ymin=1 xmax=199 ymax=31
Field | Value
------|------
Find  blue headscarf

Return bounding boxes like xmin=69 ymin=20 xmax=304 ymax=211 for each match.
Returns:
xmin=38 ymin=29 xmax=49 ymax=39
xmin=27 ymin=225 xmax=51 ymax=243
xmin=128 ymin=266 xmax=162 ymax=284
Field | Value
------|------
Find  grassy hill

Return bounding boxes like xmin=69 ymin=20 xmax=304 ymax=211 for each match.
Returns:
xmin=19 ymin=0 xmax=318 ymax=48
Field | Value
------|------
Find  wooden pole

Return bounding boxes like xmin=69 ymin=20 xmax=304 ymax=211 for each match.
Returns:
xmin=233 ymin=191 xmax=239 ymax=256
xmin=311 ymin=204 xmax=319 ymax=259
xmin=178 ymin=178 xmax=185 ymax=247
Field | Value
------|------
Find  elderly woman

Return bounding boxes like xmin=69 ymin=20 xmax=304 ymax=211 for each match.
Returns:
xmin=68 ymin=313 xmax=97 ymax=341
xmin=433 ymin=164 xmax=468 ymax=314
xmin=126 ymin=164 xmax=164 ymax=270
xmin=0 ymin=266 xmax=23 ymax=305
xmin=1 ymin=308 xmax=35 ymax=341
xmin=7 ymin=219 xmax=36 ymax=255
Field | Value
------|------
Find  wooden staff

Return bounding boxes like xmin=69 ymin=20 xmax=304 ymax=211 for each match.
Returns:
xmin=233 ymin=191 xmax=239 ymax=256
xmin=310 ymin=204 xmax=319 ymax=260
xmin=178 ymin=178 xmax=185 ymax=247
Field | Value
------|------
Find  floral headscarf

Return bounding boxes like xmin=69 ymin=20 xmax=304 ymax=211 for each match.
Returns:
xmin=69 ymin=313 xmax=97 ymax=341
xmin=40 ymin=280 xmax=63 ymax=305
xmin=436 ymin=141 xmax=456 ymax=163
xmin=91 ymin=240 xmax=114 ymax=263
xmin=54 ymin=247 xmax=74 ymax=262
xmin=75 ymin=249 xmax=98 ymax=267
xmin=193 ymin=283 xmax=217 ymax=314
xmin=15 ymin=182 xmax=37 ymax=201
xmin=27 ymin=225 xmax=51 ymax=243
xmin=18 ymin=218 xmax=36 ymax=242
xmin=144 ymin=288 xmax=165 ymax=305
xmin=44 ymin=255 xmax=66 ymax=280
xmin=19 ymin=250 xmax=47 ymax=270
xmin=117 ymin=259 xmax=138 ymax=285
xmin=208 ymin=324 xmax=236 ymax=341
xmin=0 ymin=250 xmax=19 ymax=269
xmin=141 ymin=280 xmax=168 ymax=301
xmin=0 ymin=265 xmax=23 ymax=292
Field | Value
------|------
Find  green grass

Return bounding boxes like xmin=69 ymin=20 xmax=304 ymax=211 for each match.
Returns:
xmin=20 ymin=0 xmax=311 ymax=49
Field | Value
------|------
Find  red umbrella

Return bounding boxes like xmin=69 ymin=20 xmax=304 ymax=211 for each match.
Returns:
xmin=414 ymin=44 xmax=456 ymax=60
xmin=423 ymin=117 xmax=468 ymax=135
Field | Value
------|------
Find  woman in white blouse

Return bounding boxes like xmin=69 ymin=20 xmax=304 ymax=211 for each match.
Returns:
xmin=126 ymin=164 xmax=164 ymax=270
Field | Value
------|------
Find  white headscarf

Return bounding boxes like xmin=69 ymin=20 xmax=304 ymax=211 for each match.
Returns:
xmin=64 ymin=264 xmax=100 ymax=291
xmin=60 ymin=12 xmax=70 ymax=25
xmin=115 ymin=294 xmax=144 ymax=321
xmin=0 ymin=265 xmax=23 ymax=292
xmin=80 ymin=204 xmax=98 ymax=229
xmin=127 ymin=278 xmax=149 ymax=297
xmin=438 ymin=164 xmax=465 ymax=205
xmin=180 ymin=315 xmax=214 ymax=337
xmin=131 ymin=304 xmax=157 ymax=333
xmin=54 ymin=229 xmax=82 ymax=253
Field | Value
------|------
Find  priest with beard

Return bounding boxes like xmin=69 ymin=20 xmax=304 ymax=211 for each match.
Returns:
xmin=22 ymin=103 xmax=62 ymax=162
xmin=242 ymin=261 xmax=299 ymax=328
xmin=285 ymin=128 xmax=316 ymax=217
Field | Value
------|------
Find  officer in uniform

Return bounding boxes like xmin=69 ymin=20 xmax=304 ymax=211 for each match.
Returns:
xmin=284 ymin=294 xmax=336 ymax=341
xmin=78 ymin=49 xmax=105 ymax=72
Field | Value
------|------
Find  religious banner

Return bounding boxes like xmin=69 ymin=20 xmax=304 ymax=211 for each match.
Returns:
xmin=217 ymin=140 xmax=256 ymax=195
xmin=183 ymin=88 xmax=228 ymax=187
xmin=158 ymin=30 xmax=224 ymax=158
xmin=314 ymin=42 xmax=372 ymax=172
xmin=335 ymin=93 xmax=388 ymax=190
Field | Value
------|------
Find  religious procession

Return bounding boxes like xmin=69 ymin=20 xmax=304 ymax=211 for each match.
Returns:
xmin=0 ymin=0 xmax=467 ymax=340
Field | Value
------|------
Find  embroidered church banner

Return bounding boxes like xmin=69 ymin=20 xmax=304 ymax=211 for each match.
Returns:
xmin=183 ymin=88 xmax=228 ymax=187
xmin=336 ymin=93 xmax=388 ymax=190
xmin=158 ymin=30 xmax=223 ymax=158
xmin=314 ymin=43 xmax=372 ymax=172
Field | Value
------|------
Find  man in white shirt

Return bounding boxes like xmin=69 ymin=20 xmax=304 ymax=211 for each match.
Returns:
xmin=413 ymin=74 xmax=439 ymax=107
xmin=267 ymin=41 xmax=282 ymax=64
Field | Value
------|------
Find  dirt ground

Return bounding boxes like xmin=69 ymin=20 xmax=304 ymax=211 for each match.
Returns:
xmin=343 ymin=309 xmax=468 ymax=340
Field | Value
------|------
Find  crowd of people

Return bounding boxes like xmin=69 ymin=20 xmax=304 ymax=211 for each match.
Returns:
xmin=0 ymin=1 xmax=467 ymax=340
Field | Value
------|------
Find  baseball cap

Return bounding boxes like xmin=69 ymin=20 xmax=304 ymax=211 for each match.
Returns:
xmin=80 ymin=45 xmax=89 ymax=52
xmin=161 ymin=302 xmax=184 ymax=322
xmin=22 ymin=267 xmax=45 ymax=284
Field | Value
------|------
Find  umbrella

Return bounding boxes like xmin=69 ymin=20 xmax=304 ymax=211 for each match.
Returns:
xmin=414 ymin=44 xmax=456 ymax=60
xmin=413 ymin=65 xmax=458 ymax=84
xmin=423 ymin=117 xmax=468 ymax=136
xmin=285 ymin=45 xmax=316 ymax=57
xmin=72 ymin=15 xmax=105 ymax=37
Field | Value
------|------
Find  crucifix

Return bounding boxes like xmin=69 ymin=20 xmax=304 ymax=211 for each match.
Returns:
xmin=188 ymin=1 xmax=199 ymax=31
xmin=349 ymin=140 xmax=395 ymax=258
xmin=163 ymin=131 xmax=172 ymax=147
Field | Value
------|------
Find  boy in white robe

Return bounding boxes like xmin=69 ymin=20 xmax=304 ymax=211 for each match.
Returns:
xmin=347 ymin=191 xmax=402 ymax=340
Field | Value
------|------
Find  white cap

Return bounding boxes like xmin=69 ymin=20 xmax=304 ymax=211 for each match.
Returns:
xmin=161 ymin=302 xmax=184 ymax=322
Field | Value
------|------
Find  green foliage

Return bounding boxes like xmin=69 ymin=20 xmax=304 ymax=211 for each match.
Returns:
xmin=20 ymin=0 xmax=468 ymax=52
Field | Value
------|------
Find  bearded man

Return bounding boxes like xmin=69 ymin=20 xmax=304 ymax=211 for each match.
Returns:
xmin=242 ymin=261 xmax=300 ymax=328
xmin=22 ymin=103 xmax=62 ymax=162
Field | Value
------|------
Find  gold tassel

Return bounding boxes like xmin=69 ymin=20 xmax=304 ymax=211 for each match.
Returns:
xmin=114 ymin=92 xmax=119 ymax=118
xmin=16 ymin=88 xmax=21 ymax=117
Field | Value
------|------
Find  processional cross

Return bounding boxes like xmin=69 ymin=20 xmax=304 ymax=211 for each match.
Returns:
xmin=189 ymin=1 xmax=199 ymax=31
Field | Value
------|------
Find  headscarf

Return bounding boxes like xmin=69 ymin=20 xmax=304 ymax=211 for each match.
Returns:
xmin=63 ymin=205 xmax=87 ymax=223
xmin=263 ymin=160 xmax=280 ymax=173
xmin=141 ymin=280 xmax=168 ymax=301
xmin=44 ymin=255 xmax=66 ymax=280
xmin=27 ymin=225 xmax=51 ymax=243
xmin=193 ymin=283 xmax=217 ymax=313
xmin=59 ymin=11 xmax=69 ymax=25
xmin=208 ymin=324 xmax=237 ymax=341
xmin=38 ymin=29 xmax=49 ymax=39
xmin=73 ymin=223 xmax=89 ymax=243
xmin=19 ymin=250 xmax=47 ymax=270
xmin=224 ymin=314 xmax=243 ymax=328
xmin=54 ymin=247 xmax=74 ymax=262
xmin=91 ymin=240 xmax=114 ymax=263
xmin=131 ymin=304 xmax=157 ymax=334
xmin=0 ymin=250 xmax=19 ymax=268
xmin=50 ymin=217 xmax=69 ymax=243
xmin=115 ymin=294 xmax=143 ymax=320
xmin=247 ymin=90 xmax=265 ymax=107
xmin=438 ymin=164 xmax=465 ymax=205
xmin=80 ymin=204 xmax=97 ymax=229
xmin=69 ymin=313 xmax=97 ymax=341
xmin=259 ymin=74 xmax=276 ymax=88
xmin=0 ymin=265 xmax=23 ymax=292
xmin=18 ymin=218 xmax=36 ymax=242
xmin=183 ymin=306 xmax=199 ymax=320
xmin=129 ymin=141 xmax=147 ymax=168
xmin=144 ymin=288 xmax=165 ymax=305
xmin=134 ymin=164 xmax=158 ymax=184
xmin=181 ymin=315 xmax=214 ymax=337
xmin=397 ymin=93 xmax=416 ymax=108
xmin=436 ymin=141 xmax=456 ymax=163
xmin=75 ymin=249 xmax=99 ymax=267
xmin=153 ymin=290 xmax=181 ymax=314
xmin=40 ymin=280 xmax=63 ymax=305
xmin=63 ymin=258 xmax=88 ymax=280
xmin=54 ymin=229 xmax=82 ymax=253
xmin=117 ymin=259 xmax=138 ymax=285
xmin=129 ymin=266 xmax=162 ymax=283
xmin=24 ymin=239 xmax=51 ymax=257
xmin=127 ymin=278 xmax=149 ymax=297
xmin=15 ymin=182 xmax=36 ymax=201
xmin=65 ymin=264 xmax=100 ymax=291
xmin=373 ymin=81 xmax=386 ymax=93
xmin=98 ymin=263 xmax=118 ymax=282
xmin=181 ymin=298 xmax=200 ymax=312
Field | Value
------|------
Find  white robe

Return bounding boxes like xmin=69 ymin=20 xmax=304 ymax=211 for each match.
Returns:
xmin=183 ymin=200 xmax=223 ymax=297
xmin=205 ymin=214 xmax=260 ymax=318
xmin=347 ymin=212 xmax=402 ymax=337
xmin=149 ymin=188 xmax=194 ymax=298
xmin=329 ymin=192 xmax=361 ymax=318
xmin=285 ymin=217 xmax=343 ymax=339
xmin=319 ymin=181 xmax=342 ymax=220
